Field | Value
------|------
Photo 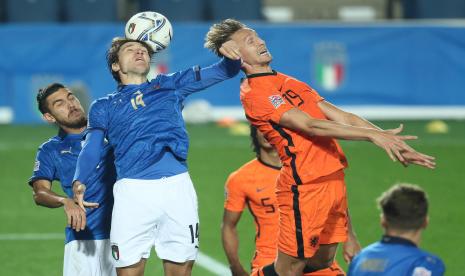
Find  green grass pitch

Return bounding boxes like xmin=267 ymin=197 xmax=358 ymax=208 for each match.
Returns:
xmin=0 ymin=120 xmax=463 ymax=275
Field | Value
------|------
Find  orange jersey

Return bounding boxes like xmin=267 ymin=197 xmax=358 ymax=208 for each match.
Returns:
xmin=224 ymin=158 xmax=280 ymax=268
xmin=240 ymin=71 xmax=348 ymax=188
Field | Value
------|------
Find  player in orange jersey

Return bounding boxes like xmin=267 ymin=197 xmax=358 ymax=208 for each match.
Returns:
xmin=206 ymin=19 xmax=435 ymax=276
xmin=222 ymin=126 xmax=361 ymax=276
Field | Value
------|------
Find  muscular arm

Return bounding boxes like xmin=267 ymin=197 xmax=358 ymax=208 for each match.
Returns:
xmin=318 ymin=101 xmax=381 ymax=130
xmin=279 ymin=107 xmax=416 ymax=162
xmin=32 ymin=179 xmax=69 ymax=208
xmin=222 ymin=209 xmax=248 ymax=276
xmin=32 ymin=179 xmax=86 ymax=231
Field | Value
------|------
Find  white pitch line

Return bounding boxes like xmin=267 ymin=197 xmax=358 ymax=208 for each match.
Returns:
xmin=0 ymin=233 xmax=231 ymax=276
xmin=197 ymin=251 xmax=231 ymax=276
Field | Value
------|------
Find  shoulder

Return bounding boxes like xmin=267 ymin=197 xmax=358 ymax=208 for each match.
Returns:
xmin=226 ymin=159 xmax=258 ymax=185
xmin=411 ymin=250 xmax=445 ymax=273
xmin=37 ymin=136 xmax=61 ymax=152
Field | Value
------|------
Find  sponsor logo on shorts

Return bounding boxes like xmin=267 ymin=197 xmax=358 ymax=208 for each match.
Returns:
xmin=111 ymin=244 xmax=120 ymax=260
xmin=310 ymin=235 xmax=319 ymax=248
xmin=413 ymin=267 xmax=432 ymax=276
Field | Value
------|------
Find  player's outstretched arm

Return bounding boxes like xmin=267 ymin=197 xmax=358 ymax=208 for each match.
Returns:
xmin=32 ymin=180 xmax=87 ymax=232
xmin=279 ymin=108 xmax=418 ymax=163
xmin=318 ymin=100 xmax=382 ymax=130
xmin=222 ymin=209 xmax=249 ymax=276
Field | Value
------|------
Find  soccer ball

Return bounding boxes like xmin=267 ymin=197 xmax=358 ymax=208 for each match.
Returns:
xmin=125 ymin=11 xmax=173 ymax=53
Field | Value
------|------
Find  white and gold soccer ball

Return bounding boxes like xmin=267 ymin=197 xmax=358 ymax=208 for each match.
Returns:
xmin=125 ymin=11 xmax=173 ymax=53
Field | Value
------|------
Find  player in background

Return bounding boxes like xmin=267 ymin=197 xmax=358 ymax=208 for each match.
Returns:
xmin=29 ymin=83 xmax=116 ymax=276
xmin=223 ymin=126 xmax=360 ymax=276
xmin=72 ymin=37 xmax=242 ymax=276
xmin=205 ymin=19 xmax=436 ymax=276
xmin=348 ymin=184 xmax=445 ymax=275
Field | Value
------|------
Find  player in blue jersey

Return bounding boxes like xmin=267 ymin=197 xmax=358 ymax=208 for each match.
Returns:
xmin=29 ymin=83 xmax=116 ymax=276
xmin=72 ymin=37 xmax=242 ymax=276
xmin=348 ymin=184 xmax=445 ymax=276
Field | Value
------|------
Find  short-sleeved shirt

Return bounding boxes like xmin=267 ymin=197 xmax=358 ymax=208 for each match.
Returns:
xmin=29 ymin=129 xmax=116 ymax=244
xmin=87 ymin=58 xmax=240 ymax=180
xmin=240 ymin=71 xmax=347 ymax=188
xmin=224 ymin=158 xmax=280 ymax=268
xmin=348 ymin=235 xmax=445 ymax=275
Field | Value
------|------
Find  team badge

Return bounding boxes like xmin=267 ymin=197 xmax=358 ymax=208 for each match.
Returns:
xmin=413 ymin=267 xmax=432 ymax=276
xmin=111 ymin=244 xmax=120 ymax=260
xmin=269 ymin=95 xmax=285 ymax=109
xmin=33 ymin=161 xmax=40 ymax=171
xmin=310 ymin=235 xmax=319 ymax=248
xmin=313 ymin=42 xmax=347 ymax=92
xmin=127 ymin=23 xmax=136 ymax=35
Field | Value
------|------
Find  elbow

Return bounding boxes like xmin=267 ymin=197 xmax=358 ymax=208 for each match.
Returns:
xmin=32 ymin=192 xmax=42 ymax=206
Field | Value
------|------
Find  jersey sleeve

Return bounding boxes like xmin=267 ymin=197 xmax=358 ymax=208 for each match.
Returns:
xmin=87 ymin=98 xmax=109 ymax=132
xmin=241 ymin=81 xmax=293 ymax=124
xmin=158 ymin=57 xmax=240 ymax=99
xmin=410 ymin=255 xmax=445 ymax=276
xmin=28 ymin=144 xmax=57 ymax=186
xmin=224 ymin=172 xmax=247 ymax=212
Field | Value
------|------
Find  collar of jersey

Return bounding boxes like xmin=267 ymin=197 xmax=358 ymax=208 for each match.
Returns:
xmin=117 ymin=80 xmax=150 ymax=92
xmin=257 ymin=157 xmax=281 ymax=170
xmin=58 ymin=128 xmax=85 ymax=140
xmin=246 ymin=70 xmax=277 ymax=79
xmin=381 ymin=235 xmax=417 ymax=247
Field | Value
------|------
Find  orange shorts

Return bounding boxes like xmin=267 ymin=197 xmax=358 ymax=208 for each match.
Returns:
xmin=250 ymin=260 xmax=345 ymax=276
xmin=277 ymin=170 xmax=348 ymax=258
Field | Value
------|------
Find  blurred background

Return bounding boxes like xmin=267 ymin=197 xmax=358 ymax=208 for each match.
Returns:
xmin=0 ymin=0 xmax=464 ymax=275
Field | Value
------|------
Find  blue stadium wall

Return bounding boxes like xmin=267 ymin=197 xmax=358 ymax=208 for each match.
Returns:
xmin=0 ymin=22 xmax=464 ymax=123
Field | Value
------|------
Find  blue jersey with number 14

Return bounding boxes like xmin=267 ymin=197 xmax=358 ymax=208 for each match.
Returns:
xmin=87 ymin=58 xmax=240 ymax=180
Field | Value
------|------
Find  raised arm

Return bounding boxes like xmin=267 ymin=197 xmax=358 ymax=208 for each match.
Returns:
xmin=279 ymin=107 xmax=417 ymax=163
xmin=318 ymin=101 xmax=382 ymax=130
xmin=318 ymin=101 xmax=436 ymax=169
xmin=222 ymin=209 xmax=248 ymax=276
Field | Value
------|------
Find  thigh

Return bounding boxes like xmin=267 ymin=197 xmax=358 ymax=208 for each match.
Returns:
xmin=63 ymin=240 xmax=117 ymax=276
xmin=277 ymin=183 xmax=333 ymax=259
xmin=155 ymin=174 xmax=199 ymax=263
xmin=110 ymin=179 xmax=160 ymax=268
xmin=320 ymin=179 xmax=348 ymax=245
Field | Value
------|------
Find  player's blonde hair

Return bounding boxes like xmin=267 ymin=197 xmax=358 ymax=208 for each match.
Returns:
xmin=204 ymin=19 xmax=246 ymax=57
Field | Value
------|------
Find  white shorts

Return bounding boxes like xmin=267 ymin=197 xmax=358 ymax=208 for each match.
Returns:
xmin=63 ymin=239 xmax=116 ymax=276
xmin=110 ymin=172 xmax=199 ymax=268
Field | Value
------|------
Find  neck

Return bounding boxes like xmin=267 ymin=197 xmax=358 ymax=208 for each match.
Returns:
xmin=258 ymin=148 xmax=281 ymax=167
xmin=245 ymin=64 xmax=273 ymax=75
xmin=120 ymin=73 xmax=148 ymax=85
xmin=61 ymin=125 xmax=86 ymax=135
xmin=385 ymin=228 xmax=423 ymax=246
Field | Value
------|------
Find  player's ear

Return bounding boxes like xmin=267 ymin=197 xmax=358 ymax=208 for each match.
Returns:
xmin=111 ymin=62 xmax=120 ymax=73
xmin=43 ymin=112 xmax=56 ymax=124
xmin=423 ymin=216 xmax=429 ymax=229
xmin=380 ymin=214 xmax=387 ymax=228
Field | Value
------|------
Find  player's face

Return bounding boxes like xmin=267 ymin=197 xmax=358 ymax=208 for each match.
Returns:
xmin=43 ymin=88 xmax=87 ymax=129
xmin=114 ymin=42 xmax=151 ymax=77
xmin=230 ymin=28 xmax=272 ymax=67
xmin=257 ymin=129 xmax=273 ymax=150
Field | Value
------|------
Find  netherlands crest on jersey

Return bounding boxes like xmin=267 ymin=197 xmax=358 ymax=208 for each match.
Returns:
xmin=269 ymin=95 xmax=285 ymax=109
xmin=313 ymin=42 xmax=347 ymax=92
